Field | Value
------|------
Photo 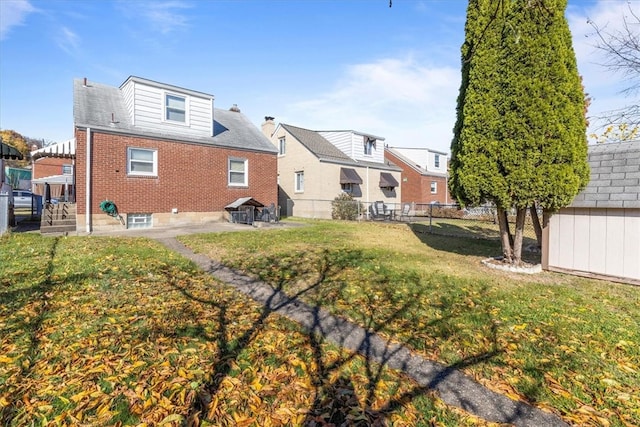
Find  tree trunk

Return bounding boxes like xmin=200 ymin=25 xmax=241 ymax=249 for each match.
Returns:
xmin=529 ymin=204 xmax=542 ymax=248
xmin=512 ymin=207 xmax=527 ymax=264
xmin=497 ymin=206 xmax=513 ymax=263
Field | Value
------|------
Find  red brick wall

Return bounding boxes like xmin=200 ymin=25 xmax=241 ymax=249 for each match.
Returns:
xmin=385 ymin=150 xmax=450 ymax=205
xmin=33 ymin=157 xmax=73 ymax=179
xmin=75 ymin=129 xmax=277 ymax=216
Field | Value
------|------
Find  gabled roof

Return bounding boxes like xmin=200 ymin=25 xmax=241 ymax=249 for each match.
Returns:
xmin=73 ymin=78 xmax=277 ymax=154
xmin=281 ymin=124 xmax=400 ymax=171
xmin=570 ymin=140 xmax=640 ymax=209
xmin=281 ymin=124 xmax=353 ymax=164
xmin=385 ymin=146 xmax=447 ymax=177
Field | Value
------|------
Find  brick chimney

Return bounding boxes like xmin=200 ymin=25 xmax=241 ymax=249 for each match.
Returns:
xmin=262 ymin=116 xmax=275 ymax=138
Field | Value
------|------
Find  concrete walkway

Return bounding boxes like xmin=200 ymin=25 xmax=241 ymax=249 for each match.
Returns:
xmin=150 ymin=231 xmax=568 ymax=427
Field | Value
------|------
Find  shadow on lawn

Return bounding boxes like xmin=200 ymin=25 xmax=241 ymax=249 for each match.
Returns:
xmin=166 ymin=247 xmax=506 ymax=425
xmin=408 ymin=222 xmax=541 ymax=264
xmin=0 ymin=237 xmax=60 ymax=423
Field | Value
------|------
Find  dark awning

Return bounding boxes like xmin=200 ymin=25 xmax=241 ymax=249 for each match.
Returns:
xmin=1 ymin=142 xmax=23 ymax=160
xmin=340 ymin=167 xmax=363 ymax=184
xmin=225 ymin=197 xmax=265 ymax=209
xmin=379 ymin=172 xmax=399 ymax=188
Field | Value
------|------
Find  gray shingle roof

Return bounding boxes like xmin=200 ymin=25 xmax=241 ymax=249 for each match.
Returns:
xmin=570 ymin=140 xmax=640 ymax=208
xmin=281 ymin=124 xmax=401 ymax=171
xmin=281 ymin=124 xmax=353 ymax=164
xmin=73 ymin=78 xmax=276 ymax=154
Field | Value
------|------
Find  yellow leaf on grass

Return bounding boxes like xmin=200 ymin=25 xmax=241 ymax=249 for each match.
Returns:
xmin=159 ymin=414 xmax=184 ymax=424
xmin=0 ymin=355 xmax=13 ymax=363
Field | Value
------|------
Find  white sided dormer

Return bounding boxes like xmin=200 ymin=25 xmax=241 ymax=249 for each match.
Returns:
xmin=319 ymin=130 xmax=386 ymax=164
xmin=120 ymin=76 xmax=214 ymax=138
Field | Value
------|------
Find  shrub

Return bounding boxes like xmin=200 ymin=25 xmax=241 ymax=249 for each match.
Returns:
xmin=331 ymin=193 xmax=363 ymax=221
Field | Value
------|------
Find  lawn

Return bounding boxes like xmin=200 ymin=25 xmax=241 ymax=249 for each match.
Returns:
xmin=1 ymin=232 xmax=497 ymax=426
xmin=180 ymin=219 xmax=640 ymax=427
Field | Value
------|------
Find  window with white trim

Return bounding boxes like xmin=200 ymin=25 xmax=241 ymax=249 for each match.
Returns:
xmin=295 ymin=171 xmax=304 ymax=192
xmin=127 ymin=148 xmax=157 ymax=176
xmin=434 ymin=154 xmax=440 ymax=168
xmin=430 ymin=181 xmax=437 ymax=194
xmin=228 ymin=157 xmax=248 ymax=186
xmin=165 ymin=93 xmax=186 ymax=123
xmin=62 ymin=164 xmax=73 ymax=175
xmin=279 ymin=137 xmax=286 ymax=155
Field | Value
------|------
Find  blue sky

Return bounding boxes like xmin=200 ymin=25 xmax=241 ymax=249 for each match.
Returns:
xmin=0 ymin=0 xmax=637 ymax=155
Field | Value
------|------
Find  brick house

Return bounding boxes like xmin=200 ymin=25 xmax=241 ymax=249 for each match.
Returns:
xmin=384 ymin=146 xmax=450 ymax=206
xmin=74 ymin=76 xmax=278 ymax=232
xmin=31 ymin=139 xmax=76 ymax=201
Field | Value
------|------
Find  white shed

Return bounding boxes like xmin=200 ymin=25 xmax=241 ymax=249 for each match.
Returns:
xmin=543 ymin=141 xmax=640 ymax=285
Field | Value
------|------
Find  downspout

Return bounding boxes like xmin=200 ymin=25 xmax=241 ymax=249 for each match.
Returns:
xmin=85 ymin=128 xmax=91 ymax=233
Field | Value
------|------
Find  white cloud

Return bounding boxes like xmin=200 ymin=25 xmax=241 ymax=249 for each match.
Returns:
xmin=285 ymin=56 xmax=460 ymax=153
xmin=56 ymin=26 xmax=80 ymax=56
xmin=568 ymin=0 xmax=639 ymax=131
xmin=118 ymin=0 xmax=192 ymax=35
xmin=0 ymin=0 xmax=36 ymax=41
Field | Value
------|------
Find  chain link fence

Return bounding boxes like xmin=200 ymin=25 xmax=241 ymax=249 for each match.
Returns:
xmin=286 ymin=199 xmax=539 ymax=245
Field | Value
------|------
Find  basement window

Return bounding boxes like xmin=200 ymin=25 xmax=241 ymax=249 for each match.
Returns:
xmin=127 ymin=213 xmax=152 ymax=229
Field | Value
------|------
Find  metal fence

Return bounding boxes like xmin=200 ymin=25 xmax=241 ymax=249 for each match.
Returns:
xmin=286 ymin=199 xmax=538 ymax=244
xmin=0 ymin=194 xmax=9 ymax=235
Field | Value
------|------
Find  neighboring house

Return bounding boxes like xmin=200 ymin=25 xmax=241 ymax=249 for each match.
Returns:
xmin=543 ymin=140 xmax=640 ymax=285
xmin=262 ymin=118 xmax=402 ymax=219
xmin=385 ymin=146 xmax=450 ymax=205
xmin=74 ymin=76 xmax=278 ymax=232
xmin=31 ymin=139 xmax=76 ymax=202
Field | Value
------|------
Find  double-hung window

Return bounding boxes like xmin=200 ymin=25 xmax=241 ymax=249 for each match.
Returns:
xmin=434 ymin=154 xmax=440 ymax=169
xmin=229 ymin=157 xmax=248 ymax=186
xmin=430 ymin=181 xmax=437 ymax=194
xmin=279 ymin=137 xmax=286 ymax=155
xmin=295 ymin=171 xmax=304 ymax=192
xmin=127 ymin=148 xmax=157 ymax=176
xmin=364 ymin=136 xmax=375 ymax=156
xmin=165 ymin=93 xmax=186 ymax=123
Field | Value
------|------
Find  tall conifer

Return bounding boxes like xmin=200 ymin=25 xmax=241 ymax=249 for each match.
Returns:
xmin=450 ymin=0 xmax=589 ymax=264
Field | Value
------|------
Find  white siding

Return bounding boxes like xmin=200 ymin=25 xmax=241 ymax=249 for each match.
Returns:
xmin=548 ymin=208 xmax=640 ymax=282
xmin=320 ymin=131 xmax=385 ymax=164
xmin=130 ymin=81 xmax=213 ymax=137
xmin=320 ymin=131 xmax=353 ymax=158
xmin=121 ymin=80 xmax=135 ymax=122
xmin=394 ymin=148 xmax=448 ymax=173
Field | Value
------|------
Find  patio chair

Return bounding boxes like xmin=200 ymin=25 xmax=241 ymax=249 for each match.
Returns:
xmin=399 ymin=203 xmax=411 ymax=221
xmin=370 ymin=201 xmax=392 ymax=220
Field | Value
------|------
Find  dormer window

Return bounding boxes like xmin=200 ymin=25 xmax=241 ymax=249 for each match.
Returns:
xmin=434 ymin=154 xmax=440 ymax=168
xmin=165 ymin=93 xmax=186 ymax=123
xmin=364 ymin=136 xmax=376 ymax=155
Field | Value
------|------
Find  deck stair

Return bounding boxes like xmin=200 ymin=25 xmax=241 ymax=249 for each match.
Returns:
xmin=40 ymin=202 xmax=76 ymax=234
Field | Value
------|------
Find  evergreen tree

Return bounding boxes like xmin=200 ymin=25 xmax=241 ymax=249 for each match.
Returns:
xmin=450 ymin=0 xmax=589 ymax=264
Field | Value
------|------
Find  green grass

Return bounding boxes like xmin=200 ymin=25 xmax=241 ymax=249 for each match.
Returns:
xmin=0 ymin=232 xmax=490 ymax=426
xmin=180 ymin=219 xmax=640 ymax=427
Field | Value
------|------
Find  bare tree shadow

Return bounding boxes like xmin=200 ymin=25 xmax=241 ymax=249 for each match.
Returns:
xmin=162 ymin=245 xmax=511 ymax=425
